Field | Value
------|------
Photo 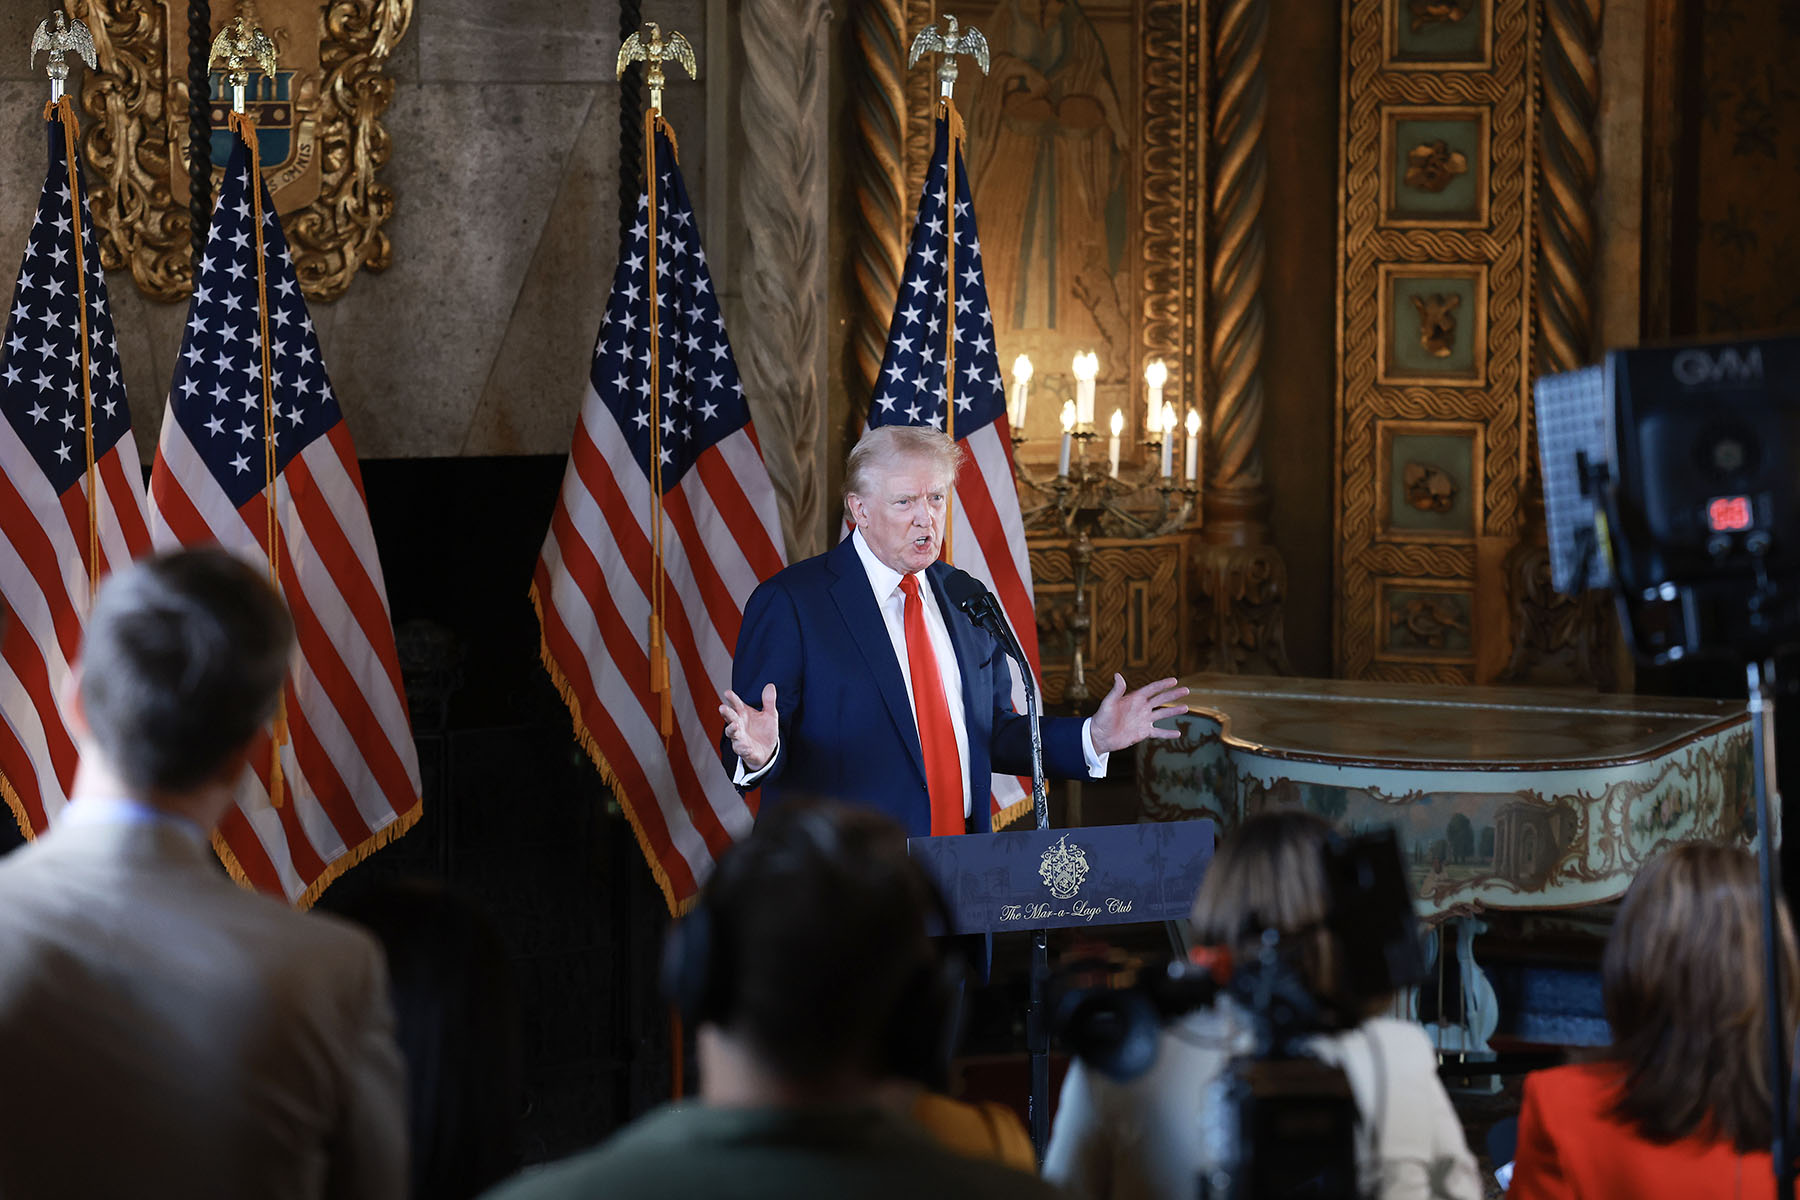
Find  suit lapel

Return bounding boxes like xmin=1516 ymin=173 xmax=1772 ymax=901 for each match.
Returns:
xmin=828 ymin=537 xmax=927 ymax=780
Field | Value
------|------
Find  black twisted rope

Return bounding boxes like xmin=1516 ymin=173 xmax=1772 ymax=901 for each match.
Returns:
xmin=618 ymin=0 xmax=643 ymax=233
xmin=188 ymin=0 xmax=211 ymax=265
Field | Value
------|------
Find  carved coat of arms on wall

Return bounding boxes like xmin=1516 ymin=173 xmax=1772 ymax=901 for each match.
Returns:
xmin=69 ymin=0 xmax=410 ymax=301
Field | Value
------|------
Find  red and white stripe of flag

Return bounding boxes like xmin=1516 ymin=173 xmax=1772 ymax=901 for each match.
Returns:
xmin=149 ymin=413 xmax=421 ymax=906
xmin=534 ymin=378 xmax=785 ymax=912
xmin=0 ymin=422 xmax=148 ymax=833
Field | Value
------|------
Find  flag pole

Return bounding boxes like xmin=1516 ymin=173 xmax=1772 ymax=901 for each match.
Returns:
xmin=908 ymin=18 xmax=988 ymax=564
xmin=618 ymin=23 xmax=697 ymax=740
xmin=212 ymin=16 xmax=290 ymax=806
xmin=32 ymin=14 xmax=101 ymax=597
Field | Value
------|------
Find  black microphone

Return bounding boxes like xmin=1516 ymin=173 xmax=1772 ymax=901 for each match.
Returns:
xmin=941 ymin=567 xmax=1027 ymax=667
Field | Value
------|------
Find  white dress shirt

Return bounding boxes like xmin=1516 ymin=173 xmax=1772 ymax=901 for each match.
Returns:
xmin=736 ymin=530 xmax=1109 ymax=811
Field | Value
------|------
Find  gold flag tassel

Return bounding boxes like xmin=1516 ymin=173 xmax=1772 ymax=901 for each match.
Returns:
xmin=643 ymin=107 xmax=673 ymax=740
xmin=44 ymin=96 xmax=101 ymax=600
xmin=940 ymin=97 xmax=966 ymax=563
xmin=619 ymin=22 xmax=696 ymax=741
xmin=229 ymin=108 xmax=290 ymax=807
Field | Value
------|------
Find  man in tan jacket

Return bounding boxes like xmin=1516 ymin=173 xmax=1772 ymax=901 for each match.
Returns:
xmin=0 ymin=548 xmax=407 ymax=1199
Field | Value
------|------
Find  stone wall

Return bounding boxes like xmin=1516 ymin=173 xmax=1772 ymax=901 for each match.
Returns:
xmin=0 ymin=0 xmax=715 ymax=461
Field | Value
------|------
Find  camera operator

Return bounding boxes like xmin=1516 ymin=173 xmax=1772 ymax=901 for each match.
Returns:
xmin=1042 ymin=809 xmax=1480 ymax=1200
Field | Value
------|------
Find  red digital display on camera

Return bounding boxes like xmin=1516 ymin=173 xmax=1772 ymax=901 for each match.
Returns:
xmin=1706 ymin=495 xmax=1754 ymax=533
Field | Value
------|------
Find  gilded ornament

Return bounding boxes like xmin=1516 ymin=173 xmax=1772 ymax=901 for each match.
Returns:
xmin=1405 ymin=139 xmax=1468 ymax=192
xmin=71 ymin=0 xmax=411 ymax=302
xmin=1411 ymin=292 xmax=1460 ymax=357
xmin=1390 ymin=594 xmax=1470 ymax=649
xmin=1403 ymin=462 xmax=1457 ymax=512
xmin=1410 ymin=0 xmax=1470 ymax=31
xmin=617 ymin=22 xmax=698 ymax=113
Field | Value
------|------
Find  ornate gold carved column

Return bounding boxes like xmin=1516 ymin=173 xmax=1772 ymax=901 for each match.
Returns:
xmin=740 ymin=0 xmax=832 ymax=559
xmin=1497 ymin=0 xmax=1616 ymax=688
xmin=1197 ymin=0 xmax=1290 ymax=674
xmin=846 ymin=0 xmax=911 ymax=418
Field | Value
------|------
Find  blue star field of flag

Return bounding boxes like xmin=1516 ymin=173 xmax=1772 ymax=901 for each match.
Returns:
xmin=167 ymin=135 xmax=341 ymax=509
xmin=0 ymin=121 xmax=133 ymax=495
xmin=595 ymin=127 xmax=748 ymax=490
xmin=870 ymin=114 xmax=1007 ymax=436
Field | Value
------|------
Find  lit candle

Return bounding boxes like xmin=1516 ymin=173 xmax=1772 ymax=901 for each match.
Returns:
xmin=1159 ymin=404 xmax=1176 ymax=477
xmin=1072 ymin=351 xmax=1098 ymax=429
xmin=1010 ymin=354 xmax=1034 ymax=429
xmin=1144 ymin=359 xmax=1168 ymax=440
xmin=1108 ymin=409 xmax=1124 ymax=478
xmin=1184 ymin=408 xmax=1201 ymax=482
xmin=1058 ymin=400 xmax=1076 ymax=476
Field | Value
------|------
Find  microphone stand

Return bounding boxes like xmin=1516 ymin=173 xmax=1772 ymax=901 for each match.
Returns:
xmin=1748 ymin=656 xmax=1795 ymax=1200
xmin=960 ymin=588 xmax=1053 ymax=1157
xmin=1019 ymin=630 xmax=1051 ymax=1159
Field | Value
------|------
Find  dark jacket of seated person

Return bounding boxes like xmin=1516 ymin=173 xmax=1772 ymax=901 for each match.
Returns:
xmin=1510 ymin=843 xmax=1794 ymax=1200
xmin=480 ymin=801 xmax=1062 ymax=1200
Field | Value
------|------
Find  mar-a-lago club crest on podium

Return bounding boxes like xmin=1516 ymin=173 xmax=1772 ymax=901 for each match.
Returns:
xmin=74 ymin=0 xmax=410 ymax=301
xmin=909 ymin=822 xmax=1215 ymax=935
xmin=1038 ymin=835 xmax=1091 ymax=901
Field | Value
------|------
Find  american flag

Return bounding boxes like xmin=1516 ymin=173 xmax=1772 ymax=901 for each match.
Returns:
xmin=534 ymin=123 xmax=785 ymax=914
xmin=148 ymin=133 xmax=420 ymax=906
xmin=0 ymin=113 xmax=150 ymax=836
xmin=868 ymin=110 xmax=1042 ymax=828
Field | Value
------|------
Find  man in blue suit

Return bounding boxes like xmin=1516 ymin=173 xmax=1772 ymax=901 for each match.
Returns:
xmin=719 ymin=426 xmax=1188 ymax=837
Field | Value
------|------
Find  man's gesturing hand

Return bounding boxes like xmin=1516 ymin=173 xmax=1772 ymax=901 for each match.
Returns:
xmin=1087 ymin=674 xmax=1190 ymax=755
xmin=719 ymin=684 xmax=780 ymax=771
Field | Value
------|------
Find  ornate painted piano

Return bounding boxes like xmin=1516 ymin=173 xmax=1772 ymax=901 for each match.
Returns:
xmin=1136 ymin=674 xmax=1756 ymax=1054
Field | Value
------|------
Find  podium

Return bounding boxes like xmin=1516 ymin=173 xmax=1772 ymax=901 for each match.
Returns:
xmin=909 ymin=819 xmax=1215 ymax=1155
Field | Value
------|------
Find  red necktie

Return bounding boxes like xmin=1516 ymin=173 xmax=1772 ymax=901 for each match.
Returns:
xmin=900 ymin=574 xmax=965 ymax=836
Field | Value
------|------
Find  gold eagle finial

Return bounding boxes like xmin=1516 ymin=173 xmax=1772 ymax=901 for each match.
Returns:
xmin=617 ymin=22 xmax=698 ymax=114
xmin=908 ymin=15 xmax=990 ymax=98
xmin=208 ymin=15 xmax=279 ymax=109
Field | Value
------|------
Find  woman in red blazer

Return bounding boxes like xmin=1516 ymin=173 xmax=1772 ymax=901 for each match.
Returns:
xmin=1510 ymin=842 xmax=1799 ymax=1199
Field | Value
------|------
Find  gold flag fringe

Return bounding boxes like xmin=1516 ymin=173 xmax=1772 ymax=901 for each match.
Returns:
xmin=993 ymin=791 xmax=1034 ymax=832
xmin=530 ymin=582 xmax=694 ymax=917
xmin=0 ymin=772 xmax=39 ymax=844
xmin=209 ymin=795 xmax=424 ymax=912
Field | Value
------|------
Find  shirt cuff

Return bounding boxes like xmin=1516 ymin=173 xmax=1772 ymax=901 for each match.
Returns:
xmin=732 ymin=735 xmax=780 ymax=787
xmin=1080 ymin=719 xmax=1109 ymax=779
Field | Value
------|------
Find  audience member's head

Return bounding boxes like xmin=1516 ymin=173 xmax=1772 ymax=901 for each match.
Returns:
xmin=1602 ymin=841 xmax=1798 ymax=1151
xmin=74 ymin=546 xmax=293 ymax=814
xmin=665 ymin=800 xmax=952 ymax=1100
xmin=333 ymin=879 xmax=524 ymax=1200
xmin=1188 ymin=807 xmax=1372 ymax=1028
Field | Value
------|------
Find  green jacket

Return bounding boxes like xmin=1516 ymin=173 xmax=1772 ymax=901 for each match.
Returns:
xmin=482 ymin=1102 xmax=1064 ymax=1200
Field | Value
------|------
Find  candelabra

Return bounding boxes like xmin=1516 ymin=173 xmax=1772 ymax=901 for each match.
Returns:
xmin=1010 ymin=359 xmax=1202 ymax=708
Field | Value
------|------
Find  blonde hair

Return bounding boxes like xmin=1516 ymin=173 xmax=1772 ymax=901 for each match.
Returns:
xmin=843 ymin=426 xmax=965 ymax=519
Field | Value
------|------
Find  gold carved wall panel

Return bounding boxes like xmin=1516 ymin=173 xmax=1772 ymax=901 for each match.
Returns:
xmin=1334 ymin=0 xmax=1535 ymax=682
xmin=1029 ymin=535 xmax=1189 ymax=708
xmin=70 ymin=0 xmax=410 ymax=301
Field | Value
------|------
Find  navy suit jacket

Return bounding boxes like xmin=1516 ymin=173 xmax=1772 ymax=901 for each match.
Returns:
xmin=726 ymin=535 xmax=1090 ymax=836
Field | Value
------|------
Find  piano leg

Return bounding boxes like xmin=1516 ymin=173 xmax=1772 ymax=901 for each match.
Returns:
xmin=1405 ymin=917 xmax=1500 ymax=1092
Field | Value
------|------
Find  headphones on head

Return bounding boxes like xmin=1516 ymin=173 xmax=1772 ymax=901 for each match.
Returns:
xmin=660 ymin=804 xmax=968 ymax=1090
